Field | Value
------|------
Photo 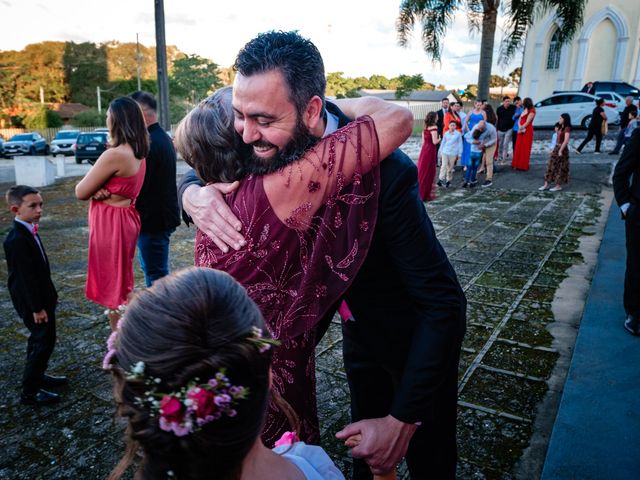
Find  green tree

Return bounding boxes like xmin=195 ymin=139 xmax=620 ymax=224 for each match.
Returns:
xmin=73 ymin=108 xmax=105 ymax=127
xmin=508 ymin=67 xmax=522 ymax=87
xmin=489 ymin=74 xmax=509 ymax=88
xmin=397 ymin=0 xmax=588 ymax=100
xmin=63 ymin=42 xmax=109 ymax=107
xmin=169 ymin=54 xmax=222 ymax=105
xmin=395 ymin=74 xmax=426 ymax=99
xmin=23 ymin=105 xmax=63 ymax=128
xmin=367 ymin=74 xmax=391 ymax=90
xmin=463 ymin=84 xmax=478 ymax=100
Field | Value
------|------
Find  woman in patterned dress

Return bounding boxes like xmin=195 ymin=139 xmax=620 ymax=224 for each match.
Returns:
xmin=174 ymin=87 xmax=413 ymax=446
xmin=539 ymin=113 xmax=572 ymax=192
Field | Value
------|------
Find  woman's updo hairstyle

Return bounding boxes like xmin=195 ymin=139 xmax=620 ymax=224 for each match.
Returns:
xmin=108 ymin=267 xmax=273 ymax=480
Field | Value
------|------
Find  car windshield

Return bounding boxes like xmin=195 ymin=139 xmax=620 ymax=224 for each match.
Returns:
xmin=78 ymin=134 xmax=106 ymax=143
xmin=10 ymin=134 xmax=32 ymax=141
xmin=55 ymin=131 xmax=79 ymax=140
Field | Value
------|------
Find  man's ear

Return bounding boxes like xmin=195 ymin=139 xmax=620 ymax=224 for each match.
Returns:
xmin=10 ymin=205 xmax=18 ymax=214
xmin=303 ymin=95 xmax=324 ymax=132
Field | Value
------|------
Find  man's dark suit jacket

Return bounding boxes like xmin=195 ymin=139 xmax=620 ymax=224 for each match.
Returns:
xmin=327 ymin=102 xmax=466 ymax=425
xmin=3 ymin=221 xmax=57 ymax=317
xmin=136 ymin=123 xmax=181 ymax=233
xmin=436 ymin=108 xmax=448 ymax=138
xmin=613 ymin=128 xmax=640 ymax=211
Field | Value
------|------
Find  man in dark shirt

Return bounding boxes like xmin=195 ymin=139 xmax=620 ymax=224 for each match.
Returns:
xmin=577 ymin=98 xmax=606 ymax=154
xmin=610 ymin=96 xmax=638 ymax=155
xmin=496 ymin=96 xmax=516 ymax=164
xmin=130 ymin=91 xmax=180 ymax=286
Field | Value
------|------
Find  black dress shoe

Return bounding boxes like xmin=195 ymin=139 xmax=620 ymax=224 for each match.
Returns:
xmin=42 ymin=374 xmax=69 ymax=388
xmin=624 ymin=316 xmax=640 ymax=336
xmin=20 ymin=389 xmax=61 ymax=406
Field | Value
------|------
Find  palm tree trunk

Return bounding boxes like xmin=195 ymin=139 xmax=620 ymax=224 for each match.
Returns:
xmin=478 ymin=0 xmax=500 ymax=100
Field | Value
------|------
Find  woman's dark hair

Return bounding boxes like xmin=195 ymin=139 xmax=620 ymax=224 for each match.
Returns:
xmin=560 ymin=113 xmax=572 ymax=130
xmin=108 ymin=96 xmax=150 ymax=160
xmin=484 ymin=104 xmax=497 ymax=125
xmin=523 ymin=97 xmax=534 ymax=109
xmin=234 ymin=31 xmax=326 ymax=117
xmin=174 ymin=87 xmax=249 ymax=183
xmin=595 ymin=97 xmax=604 ymax=106
xmin=424 ymin=111 xmax=437 ymax=128
xmin=108 ymin=267 xmax=276 ymax=480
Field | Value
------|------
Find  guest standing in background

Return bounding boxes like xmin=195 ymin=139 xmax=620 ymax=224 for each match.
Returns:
xmin=75 ymin=97 xmax=149 ymax=331
xmin=539 ymin=114 xmax=572 ymax=192
xmin=436 ymin=97 xmax=450 ymax=140
xmin=612 ymin=128 xmax=640 ymax=336
xmin=609 ymin=96 xmax=638 ymax=155
xmin=576 ymin=98 xmax=607 ymax=154
xmin=461 ymin=100 xmax=486 ymax=169
xmin=496 ymin=96 xmax=516 ymax=164
xmin=437 ymin=120 xmax=463 ymax=188
xmin=418 ymin=111 xmax=440 ymax=201
xmin=511 ymin=97 xmax=523 ymax=156
xmin=512 ymin=97 xmax=536 ymax=171
xmin=444 ymin=102 xmax=462 ymax=132
xmin=129 ymin=91 xmax=181 ymax=287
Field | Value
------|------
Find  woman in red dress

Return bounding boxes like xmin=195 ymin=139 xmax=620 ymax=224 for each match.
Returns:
xmin=512 ymin=97 xmax=536 ymax=171
xmin=418 ymin=111 xmax=440 ymax=201
xmin=75 ymin=97 xmax=149 ymax=331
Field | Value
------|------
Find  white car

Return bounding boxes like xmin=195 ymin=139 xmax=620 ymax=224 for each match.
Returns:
xmin=533 ymin=92 xmax=619 ymax=129
xmin=50 ymin=129 xmax=80 ymax=157
xmin=596 ymin=91 xmax=626 ymax=114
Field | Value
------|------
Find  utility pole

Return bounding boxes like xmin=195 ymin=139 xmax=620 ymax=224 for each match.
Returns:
xmin=39 ymin=86 xmax=44 ymax=104
xmin=154 ymin=0 xmax=170 ymax=130
xmin=97 ymin=86 xmax=101 ymax=114
xmin=136 ymin=33 xmax=142 ymax=91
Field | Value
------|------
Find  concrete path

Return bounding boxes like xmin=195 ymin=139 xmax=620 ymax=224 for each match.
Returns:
xmin=541 ymin=202 xmax=640 ymax=479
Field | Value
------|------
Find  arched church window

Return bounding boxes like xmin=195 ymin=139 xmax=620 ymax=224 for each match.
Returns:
xmin=546 ymin=30 xmax=561 ymax=70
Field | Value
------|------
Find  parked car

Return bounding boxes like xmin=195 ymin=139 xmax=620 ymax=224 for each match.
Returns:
xmin=3 ymin=132 xmax=50 ymax=157
xmin=596 ymin=91 xmax=626 ymax=113
xmin=50 ymin=129 xmax=80 ymax=157
xmin=75 ymin=132 xmax=109 ymax=164
xmin=0 ymin=135 xmax=5 ymax=158
xmin=588 ymin=81 xmax=640 ymax=100
xmin=533 ymin=92 xmax=619 ymax=129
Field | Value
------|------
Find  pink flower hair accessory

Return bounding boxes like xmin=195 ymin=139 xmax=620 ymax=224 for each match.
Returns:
xmin=127 ymin=362 xmax=249 ymax=437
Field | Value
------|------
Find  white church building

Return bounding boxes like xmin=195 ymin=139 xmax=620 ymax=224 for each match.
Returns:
xmin=519 ymin=0 xmax=640 ymax=101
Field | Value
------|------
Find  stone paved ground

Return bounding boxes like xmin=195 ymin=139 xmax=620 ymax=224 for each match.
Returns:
xmin=0 ymin=149 xmax=612 ymax=479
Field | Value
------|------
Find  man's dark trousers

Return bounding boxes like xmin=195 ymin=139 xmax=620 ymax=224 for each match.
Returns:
xmin=137 ymin=228 xmax=175 ymax=287
xmin=623 ymin=204 xmax=640 ymax=318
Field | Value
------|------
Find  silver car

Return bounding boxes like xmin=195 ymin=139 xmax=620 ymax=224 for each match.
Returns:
xmin=51 ymin=130 xmax=80 ymax=156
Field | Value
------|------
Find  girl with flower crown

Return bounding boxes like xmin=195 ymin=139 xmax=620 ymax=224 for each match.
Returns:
xmin=105 ymin=267 xmax=344 ymax=480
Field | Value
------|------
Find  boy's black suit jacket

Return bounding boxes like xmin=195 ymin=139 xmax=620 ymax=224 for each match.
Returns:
xmin=3 ymin=221 xmax=57 ymax=317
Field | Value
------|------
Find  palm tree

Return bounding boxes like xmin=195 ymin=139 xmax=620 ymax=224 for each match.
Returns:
xmin=397 ymin=0 xmax=588 ymax=100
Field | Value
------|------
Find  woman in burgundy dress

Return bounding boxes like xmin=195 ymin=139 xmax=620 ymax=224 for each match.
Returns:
xmin=418 ymin=111 xmax=440 ymax=201
xmin=174 ymin=87 xmax=413 ymax=446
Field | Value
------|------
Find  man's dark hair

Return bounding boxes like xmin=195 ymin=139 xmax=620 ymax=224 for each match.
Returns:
xmin=514 ymin=96 xmax=522 ymax=102
xmin=502 ymin=96 xmax=511 ymax=101
xmin=130 ymin=91 xmax=157 ymax=113
xmin=442 ymin=97 xmax=449 ymax=102
xmin=234 ymin=30 xmax=326 ymax=116
xmin=6 ymin=185 xmax=38 ymax=207
xmin=595 ymin=98 xmax=604 ymax=106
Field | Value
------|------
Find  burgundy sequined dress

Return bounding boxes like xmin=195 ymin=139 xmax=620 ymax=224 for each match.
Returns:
xmin=195 ymin=117 xmax=381 ymax=446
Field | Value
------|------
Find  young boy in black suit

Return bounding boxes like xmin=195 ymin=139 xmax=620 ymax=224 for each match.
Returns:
xmin=4 ymin=185 xmax=67 ymax=406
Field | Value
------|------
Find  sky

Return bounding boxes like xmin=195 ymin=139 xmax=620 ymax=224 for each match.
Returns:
xmin=0 ymin=0 xmax=522 ymax=90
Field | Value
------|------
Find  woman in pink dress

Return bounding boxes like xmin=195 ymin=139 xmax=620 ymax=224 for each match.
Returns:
xmin=512 ymin=97 xmax=536 ymax=171
xmin=76 ymin=97 xmax=149 ymax=331
xmin=174 ymin=87 xmax=413 ymax=446
xmin=417 ymin=111 xmax=440 ymax=201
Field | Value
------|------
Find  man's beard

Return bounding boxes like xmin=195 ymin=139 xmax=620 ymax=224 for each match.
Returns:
xmin=245 ymin=119 xmax=320 ymax=176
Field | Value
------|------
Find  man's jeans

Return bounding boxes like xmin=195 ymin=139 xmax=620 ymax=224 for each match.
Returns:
xmin=137 ymin=228 xmax=175 ymax=287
